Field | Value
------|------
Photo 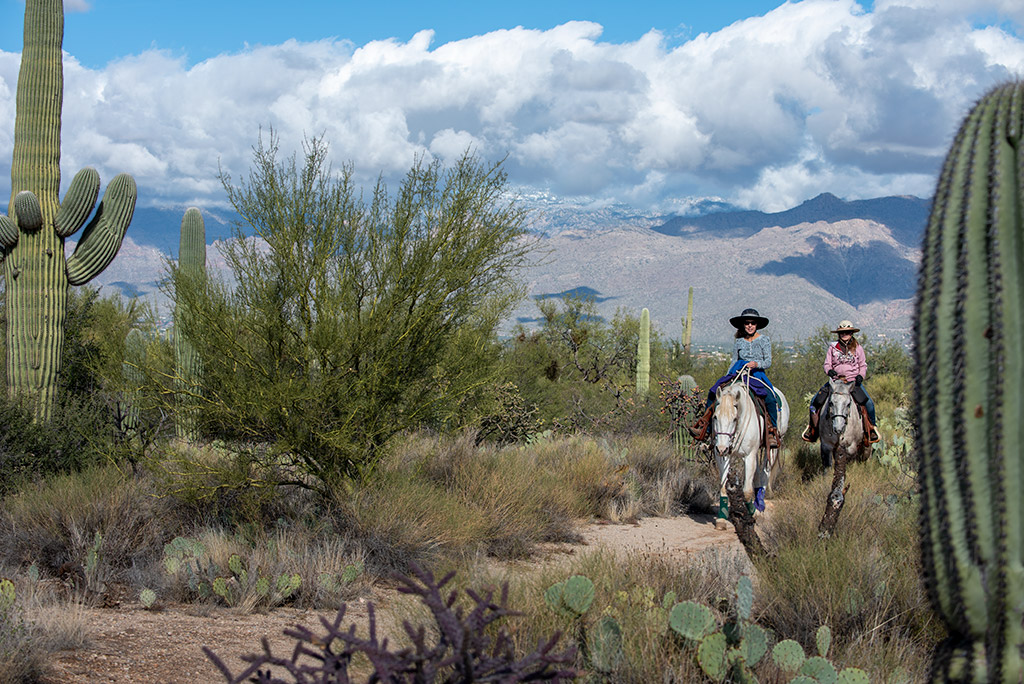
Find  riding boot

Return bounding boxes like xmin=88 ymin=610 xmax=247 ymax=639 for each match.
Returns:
xmin=765 ymin=405 xmax=781 ymax=448
xmin=802 ymin=410 xmax=819 ymax=443
xmin=860 ymin=405 xmax=880 ymax=444
xmin=689 ymin=404 xmax=714 ymax=441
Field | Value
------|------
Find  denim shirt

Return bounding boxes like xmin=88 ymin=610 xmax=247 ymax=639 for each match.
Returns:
xmin=734 ymin=335 xmax=772 ymax=370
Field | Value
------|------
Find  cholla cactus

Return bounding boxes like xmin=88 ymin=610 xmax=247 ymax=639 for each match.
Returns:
xmin=914 ymin=81 xmax=1024 ymax=681
xmin=1 ymin=0 xmax=136 ymax=418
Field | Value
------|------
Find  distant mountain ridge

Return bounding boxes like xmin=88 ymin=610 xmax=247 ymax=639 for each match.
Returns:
xmin=653 ymin=193 xmax=931 ymax=247
xmin=10 ymin=190 xmax=930 ymax=342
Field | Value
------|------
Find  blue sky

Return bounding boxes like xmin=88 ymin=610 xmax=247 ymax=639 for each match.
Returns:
xmin=1 ymin=0 xmax=1023 ymax=213
xmin=3 ymin=1 xmax=792 ymax=69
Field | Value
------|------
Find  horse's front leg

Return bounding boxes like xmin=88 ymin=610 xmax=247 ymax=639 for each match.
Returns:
xmin=743 ymin=449 xmax=758 ymax=516
xmin=716 ymin=453 xmax=731 ymax=530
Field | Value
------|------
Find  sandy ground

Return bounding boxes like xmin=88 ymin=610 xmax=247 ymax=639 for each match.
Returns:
xmin=42 ymin=510 xmax=756 ymax=683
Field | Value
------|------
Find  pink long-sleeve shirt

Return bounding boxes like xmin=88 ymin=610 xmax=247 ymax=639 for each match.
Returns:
xmin=824 ymin=341 xmax=867 ymax=380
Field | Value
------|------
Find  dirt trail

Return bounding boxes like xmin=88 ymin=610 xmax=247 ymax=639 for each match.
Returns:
xmin=44 ymin=512 xmax=750 ymax=683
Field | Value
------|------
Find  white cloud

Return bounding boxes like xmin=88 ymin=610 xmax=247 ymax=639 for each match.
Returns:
xmin=0 ymin=0 xmax=1022 ymax=212
xmin=63 ymin=0 xmax=91 ymax=12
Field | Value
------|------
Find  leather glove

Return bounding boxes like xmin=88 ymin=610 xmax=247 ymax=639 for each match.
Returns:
xmin=855 ymin=375 xmax=863 ymax=385
xmin=827 ymin=369 xmax=838 ymax=378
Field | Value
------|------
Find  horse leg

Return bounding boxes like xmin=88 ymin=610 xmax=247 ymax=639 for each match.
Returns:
xmin=743 ymin=451 xmax=757 ymax=516
xmin=820 ymin=442 xmax=832 ymax=473
xmin=716 ymin=454 xmax=730 ymax=530
xmin=754 ymin=449 xmax=772 ymax=511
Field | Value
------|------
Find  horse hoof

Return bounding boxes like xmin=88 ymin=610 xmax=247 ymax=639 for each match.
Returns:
xmin=715 ymin=518 xmax=729 ymax=531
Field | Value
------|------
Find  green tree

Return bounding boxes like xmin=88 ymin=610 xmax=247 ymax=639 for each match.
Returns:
xmin=166 ymin=134 xmax=532 ymax=492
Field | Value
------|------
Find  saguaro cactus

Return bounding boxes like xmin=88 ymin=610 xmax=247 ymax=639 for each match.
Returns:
xmin=120 ymin=328 xmax=146 ymax=436
xmin=915 ymin=81 xmax=1024 ymax=682
xmin=174 ymin=207 xmax=206 ymax=440
xmin=683 ymin=287 xmax=694 ymax=354
xmin=636 ymin=307 xmax=650 ymax=396
xmin=0 ymin=0 xmax=136 ymax=418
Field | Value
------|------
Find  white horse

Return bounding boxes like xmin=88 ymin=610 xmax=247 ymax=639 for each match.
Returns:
xmin=712 ymin=377 xmax=790 ymax=530
xmin=819 ymin=379 xmax=869 ymax=471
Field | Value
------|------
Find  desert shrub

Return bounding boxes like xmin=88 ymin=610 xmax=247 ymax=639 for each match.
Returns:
xmin=0 ymin=465 xmax=171 ymax=585
xmin=145 ymin=441 xmax=308 ymax=530
xmin=156 ymin=527 xmax=370 ymax=611
xmin=473 ymin=381 xmax=543 ymax=445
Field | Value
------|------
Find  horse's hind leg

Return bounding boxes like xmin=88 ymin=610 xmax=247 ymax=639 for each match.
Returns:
xmin=743 ymin=452 xmax=758 ymax=516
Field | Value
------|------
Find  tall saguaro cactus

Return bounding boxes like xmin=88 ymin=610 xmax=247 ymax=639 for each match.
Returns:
xmin=174 ymin=207 xmax=206 ymax=440
xmin=0 ymin=0 xmax=136 ymax=418
xmin=914 ymin=81 xmax=1024 ymax=682
xmin=636 ymin=307 xmax=650 ymax=396
xmin=683 ymin=287 xmax=694 ymax=354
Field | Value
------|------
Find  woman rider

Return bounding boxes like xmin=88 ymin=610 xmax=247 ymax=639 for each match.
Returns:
xmin=801 ymin=320 xmax=879 ymax=443
xmin=689 ymin=308 xmax=781 ymax=448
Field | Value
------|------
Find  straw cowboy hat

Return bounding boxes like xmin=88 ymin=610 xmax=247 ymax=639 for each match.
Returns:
xmin=729 ymin=308 xmax=769 ymax=330
xmin=831 ymin=320 xmax=860 ymax=334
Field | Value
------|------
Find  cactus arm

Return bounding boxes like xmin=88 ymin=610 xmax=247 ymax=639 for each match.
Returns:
xmin=54 ymin=166 xmax=100 ymax=238
xmin=0 ymin=215 xmax=17 ymax=249
xmin=66 ymin=173 xmax=136 ymax=286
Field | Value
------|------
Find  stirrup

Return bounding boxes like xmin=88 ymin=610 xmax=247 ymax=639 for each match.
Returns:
xmin=766 ymin=427 xmax=781 ymax=448
xmin=866 ymin=425 xmax=880 ymax=444
xmin=801 ymin=424 xmax=817 ymax=443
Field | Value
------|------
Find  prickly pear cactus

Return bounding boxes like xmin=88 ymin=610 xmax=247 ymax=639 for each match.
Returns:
xmin=668 ymin=600 xmax=716 ymax=642
xmin=636 ymin=307 xmax=650 ymax=396
xmin=914 ymin=81 xmax=1024 ymax=682
xmin=545 ymin=575 xmax=595 ymax=618
xmin=1 ymin=0 xmax=136 ymax=418
xmin=174 ymin=207 xmax=206 ymax=440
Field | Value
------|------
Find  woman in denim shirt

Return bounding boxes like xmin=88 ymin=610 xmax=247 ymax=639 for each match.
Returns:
xmin=689 ymin=308 xmax=780 ymax=447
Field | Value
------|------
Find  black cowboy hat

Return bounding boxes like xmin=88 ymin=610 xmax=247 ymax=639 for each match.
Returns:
xmin=729 ymin=308 xmax=769 ymax=330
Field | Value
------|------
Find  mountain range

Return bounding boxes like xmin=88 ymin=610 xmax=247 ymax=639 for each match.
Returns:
xmin=49 ymin=192 xmax=928 ymax=345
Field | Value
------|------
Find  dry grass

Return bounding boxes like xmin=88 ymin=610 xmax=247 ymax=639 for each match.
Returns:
xmin=0 ymin=464 xmax=171 ymax=582
xmin=0 ymin=570 xmax=91 ymax=683
xmin=756 ymin=461 xmax=939 ymax=680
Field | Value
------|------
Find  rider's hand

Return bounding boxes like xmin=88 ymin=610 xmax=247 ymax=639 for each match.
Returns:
xmin=827 ymin=369 xmax=838 ymax=378
xmin=855 ymin=374 xmax=863 ymax=385
xmin=745 ymin=361 xmax=757 ymax=369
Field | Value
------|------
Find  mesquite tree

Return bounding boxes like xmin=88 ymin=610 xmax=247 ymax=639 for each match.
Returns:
xmin=167 ymin=134 xmax=532 ymax=491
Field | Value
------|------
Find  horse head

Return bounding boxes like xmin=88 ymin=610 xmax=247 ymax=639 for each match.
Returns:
xmin=827 ymin=378 xmax=855 ymax=434
xmin=713 ymin=385 xmax=742 ymax=456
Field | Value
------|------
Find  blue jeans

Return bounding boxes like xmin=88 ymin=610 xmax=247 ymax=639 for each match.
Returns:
xmin=705 ymin=361 xmax=778 ymax=427
xmin=810 ymin=382 xmax=875 ymax=424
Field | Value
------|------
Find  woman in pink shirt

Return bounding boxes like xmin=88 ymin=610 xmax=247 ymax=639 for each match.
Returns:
xmin=801 ymin=320 xmax=878 ymax=443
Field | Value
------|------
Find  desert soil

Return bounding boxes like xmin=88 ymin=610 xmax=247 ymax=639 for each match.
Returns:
xmin=43 ymin=511 xmax=752 ymax=683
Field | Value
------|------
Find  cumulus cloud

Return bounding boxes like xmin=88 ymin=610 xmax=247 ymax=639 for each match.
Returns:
xmin=0 ymin=0 xmax=1022 ymax=212
xmin=63 ymin=0 xmax=91 ymax=12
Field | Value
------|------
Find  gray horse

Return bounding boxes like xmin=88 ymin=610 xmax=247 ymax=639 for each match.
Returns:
xmin=819 ymin=379 xmax=871 ymax=471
